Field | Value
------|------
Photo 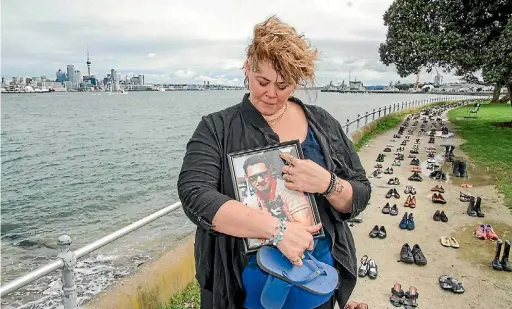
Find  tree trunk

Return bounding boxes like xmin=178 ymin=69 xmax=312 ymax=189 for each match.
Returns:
xmin=492 ymin=82 xmax=503 ymax=102
xmin=506 ymin=81 xmax=512 ymax=101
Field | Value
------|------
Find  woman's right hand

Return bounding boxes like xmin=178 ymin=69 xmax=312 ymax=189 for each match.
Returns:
xmin=276 ymin=222 xmax=322 ymax=266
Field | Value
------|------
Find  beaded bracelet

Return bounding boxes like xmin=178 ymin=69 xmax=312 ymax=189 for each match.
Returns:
xmin=321 ymin=172 xmax=336 ymax=197
xmin=270 ymin=218 xmax=287 ymax=246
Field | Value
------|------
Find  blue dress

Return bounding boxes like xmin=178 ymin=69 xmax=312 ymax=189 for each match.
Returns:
xmin=242 ymin=127 xmax=335 ymax=309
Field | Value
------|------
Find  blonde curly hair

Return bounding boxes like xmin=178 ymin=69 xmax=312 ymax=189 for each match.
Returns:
xmin=244 ymin=15 xmax=318 ymax=89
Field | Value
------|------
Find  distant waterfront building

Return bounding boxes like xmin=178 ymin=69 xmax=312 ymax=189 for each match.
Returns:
xmin=74 ymin=70 xmax=82 ymax=87
xmin=56 ymin=69 xmax=66 ymax=82
xmin=67 ymin=64 xmax=75 ymax=84
xmin=434 ymin=74 xmax=443 ymax=86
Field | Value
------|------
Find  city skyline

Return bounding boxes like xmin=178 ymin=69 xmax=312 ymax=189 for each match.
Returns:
xmin=2 ymin=0 xmax=464 ymax=86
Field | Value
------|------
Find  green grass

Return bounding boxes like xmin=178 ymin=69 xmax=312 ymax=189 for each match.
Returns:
xmin=354 ymin=114 xmax=403 ymax=151
xmin=163 ymin=280 xmax=200 ymax=309
xmin=448 ymin=102 xmax=512 ymax=208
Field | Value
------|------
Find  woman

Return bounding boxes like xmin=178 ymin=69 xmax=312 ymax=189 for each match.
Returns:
xmin=178 ymin=15 xmax=371 ymax=309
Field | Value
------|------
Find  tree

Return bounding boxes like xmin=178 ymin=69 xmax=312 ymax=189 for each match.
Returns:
xmin=379 ymin=0 xmax=512 ymax=102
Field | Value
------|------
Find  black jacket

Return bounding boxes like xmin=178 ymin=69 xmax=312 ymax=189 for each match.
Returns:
xmin=177 ymin=93 xmax=371 ymax=309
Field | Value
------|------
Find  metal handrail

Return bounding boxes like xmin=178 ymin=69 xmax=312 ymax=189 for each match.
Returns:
xmin=0 ymin=94 xmax=491 ymax=308
xmin=0 ymin=201 xmax=182 ymax=305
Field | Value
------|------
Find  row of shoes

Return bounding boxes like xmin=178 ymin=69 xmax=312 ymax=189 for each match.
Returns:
xmin=358 ymin=255 xmax=378 ymax=278
xmin=399 ymin=243 xmax=427 ymax=265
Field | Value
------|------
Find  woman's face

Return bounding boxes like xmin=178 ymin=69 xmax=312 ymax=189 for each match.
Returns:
xmin=246 ymin=61 xmax=295 ymax=116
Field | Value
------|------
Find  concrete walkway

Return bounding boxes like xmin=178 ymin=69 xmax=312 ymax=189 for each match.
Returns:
xmin=344 ymin=106 xmax=512 ymax=308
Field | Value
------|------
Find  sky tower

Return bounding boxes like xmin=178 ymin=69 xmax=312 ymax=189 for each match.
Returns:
xmin=86 ymin=49 xmax=91 ymax=77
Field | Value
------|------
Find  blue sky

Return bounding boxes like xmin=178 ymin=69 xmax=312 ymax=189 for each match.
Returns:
xmin=1 ymin=0 xmax=460 ymax=86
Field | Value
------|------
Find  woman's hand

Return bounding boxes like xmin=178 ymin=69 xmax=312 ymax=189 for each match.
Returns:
xmin=276 ymin=221 xmax=322 ymax=266
xmin=280 ymin=152 xmax=331 ymax=194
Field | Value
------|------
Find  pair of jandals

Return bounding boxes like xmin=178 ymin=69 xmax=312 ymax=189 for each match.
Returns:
xmin=390 ymin=283 xmax=418 ymax=308
xmin=344 ymin=301 xmax=368 ymax=309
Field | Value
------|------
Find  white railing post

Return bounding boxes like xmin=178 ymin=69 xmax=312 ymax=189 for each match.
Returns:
xmin=57 ymin=235 xmax=78 ymax=309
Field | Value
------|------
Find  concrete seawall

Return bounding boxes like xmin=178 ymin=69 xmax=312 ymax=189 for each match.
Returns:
xmin=83 ymin=100 xmax=461 ymax=309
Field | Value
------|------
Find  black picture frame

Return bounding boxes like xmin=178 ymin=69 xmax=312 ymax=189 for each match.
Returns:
xmin=227 ymin=140 xmax=325 ymax=254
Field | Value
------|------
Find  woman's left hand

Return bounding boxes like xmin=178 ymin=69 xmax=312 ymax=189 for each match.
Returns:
xmin=280 ymin=152 xmax=331 ymax=194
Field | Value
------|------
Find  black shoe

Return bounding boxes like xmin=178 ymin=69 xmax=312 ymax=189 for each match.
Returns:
xmin=382 ymin=203 xmax=391 ymax=214
xmin=452 ymin=160 xmax=461 ymax=177
xmin=369 ymin=225 xmax=380 ymax=238
xmin=378 ymin=226 xmax=387 ymax=239
xmin=385 ymin=189 xmax=394 ymax=199
xmin=400 ymin=243 xmax=414 ymax=263
xmin=502 ymin=240 xmax=512 ymax=272
xmin=475 ymin=197 xmax=485 ymax=217
xmin=390 ymin=204 xmax=399 ymax=216
xmin=412 ymin=244 xmax=428 ymax=265
xmin=393 ymin=188 xmax=401 ymax=199
xmin=493 ymin=239 xmax=504 ymax=270
xmin=433 ymin=210 xmax=441 ymax=221
xmin=467 ymin=197 xmax=478 ymax=217
xmin=440 ymin=211 xmax=449 ymax=222
xmin=458 ymin=160 xmax=468 ymax=177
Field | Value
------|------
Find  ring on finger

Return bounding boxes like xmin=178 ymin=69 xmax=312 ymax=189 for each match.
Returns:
xmin=289 ymin=156 xmax=296 ymax=165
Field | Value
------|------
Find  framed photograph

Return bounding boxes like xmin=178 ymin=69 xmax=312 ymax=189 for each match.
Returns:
xmin=227 ymin=140 xmax=324 ymax=254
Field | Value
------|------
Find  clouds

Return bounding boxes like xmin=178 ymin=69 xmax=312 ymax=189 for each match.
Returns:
xmin=1 ymin=0 xmax=458 ymax=85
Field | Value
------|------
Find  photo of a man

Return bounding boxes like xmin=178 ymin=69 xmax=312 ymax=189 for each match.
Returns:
xmin=228 ymin=142 xmax=322 ymax=251
xmin=242 ymin=152 xmax=314 ymax=226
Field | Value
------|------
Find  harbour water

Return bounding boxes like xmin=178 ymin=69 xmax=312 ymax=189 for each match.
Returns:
xmin=1 ymin=90 xmax=460 ymax=308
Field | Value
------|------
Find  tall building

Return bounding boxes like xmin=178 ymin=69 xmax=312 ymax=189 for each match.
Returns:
xmin=67 ymin=64 xmax=75 ymax=84
xmin=74 ymin=70 xmax=82 ymax=87
xmin=56 ymin=69 xmax=66 ymax=82
xmin=434 ymin=74 xmax=443 ymax=86
xmin=86 ymin=49 xmax=92 ymax=78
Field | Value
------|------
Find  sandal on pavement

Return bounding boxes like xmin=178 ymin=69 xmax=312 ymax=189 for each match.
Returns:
xmin=358 ymin=255 xmax=369 ymax=277
xmin=368 ymin=259 xmax=378 ymax=279
xmin=449 ymin=278 xmax=465 ymax=294
xmin=439 ymin=275 xmax=453 ymax=290
xmin=389 ymin=283 xmax=405 ymax=307
xmin=404 ymin=286 xmax=419 ymax=308
xmin=449 ymin=237 xmax=460 ymax=248
xmin=440 ymin=236 xmax=451 ymax=247
xmin=356 ymin=304 xmax=368 ymax=309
